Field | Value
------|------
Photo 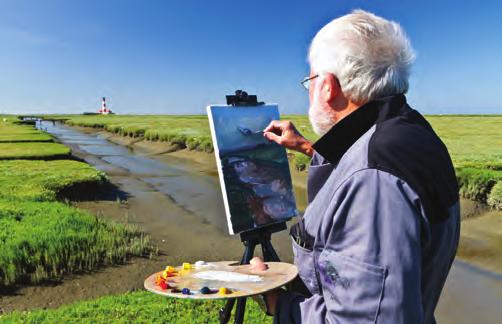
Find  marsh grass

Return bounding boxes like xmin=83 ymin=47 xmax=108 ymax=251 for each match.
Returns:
xmin=0 ymin=160 xmax=107 ymax=201
xmin=0 ymin=143 xmax=70 ymax=160
xmin=0 ymin=200 xmax=152 ymax=286
xmin=456 ymin=168 xmax=502 ymax=202
xmin=0 ymin=290 xmax=271 ymax=323
xmin=0 ymin=123 xmax=53 ymax=143
xmin=487 ymin=182 xmax=502 ymax=210
xmin=0 ymin=120 xmax=68 ymax=159
xmin=0 ymin=160 xmax=153 ymax=286
xmin=0 ymin=122 xmax=154 ymax=287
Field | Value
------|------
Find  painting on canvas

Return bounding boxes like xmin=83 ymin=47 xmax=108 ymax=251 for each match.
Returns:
xmin=207 ymin=104 xmax=297 ymax=235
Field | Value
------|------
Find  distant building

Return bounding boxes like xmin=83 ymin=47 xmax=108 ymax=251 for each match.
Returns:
xmin=98 ymin=97 xmax=113 ymax=115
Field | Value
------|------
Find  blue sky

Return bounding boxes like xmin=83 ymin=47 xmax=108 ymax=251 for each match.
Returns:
xmin=0 ymin=0 xmax=500 ymax=115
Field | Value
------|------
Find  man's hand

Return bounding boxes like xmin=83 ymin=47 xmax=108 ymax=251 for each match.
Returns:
xmin=263 ymin=120 xmax=314 ymax=157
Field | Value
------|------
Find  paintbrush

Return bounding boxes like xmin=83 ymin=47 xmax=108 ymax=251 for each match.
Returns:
xmin=237 ymin=125 xmax=264 ymax=136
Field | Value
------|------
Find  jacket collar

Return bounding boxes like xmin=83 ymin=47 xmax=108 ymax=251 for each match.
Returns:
xmin=312 ymin=94 xmax=407 ymax=163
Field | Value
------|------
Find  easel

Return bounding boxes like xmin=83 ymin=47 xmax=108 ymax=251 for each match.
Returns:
xmin=218 ymin=91 xmax=287 ymax=324
xmin=219 ymin=222 xmax=286 ymax=324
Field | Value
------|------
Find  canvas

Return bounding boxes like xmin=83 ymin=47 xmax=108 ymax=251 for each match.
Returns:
xmin=207 ymin=104 xmax=297 ymax=235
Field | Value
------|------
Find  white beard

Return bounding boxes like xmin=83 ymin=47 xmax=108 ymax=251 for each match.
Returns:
xmin=308 ymin=96 xmax=335 ymax=136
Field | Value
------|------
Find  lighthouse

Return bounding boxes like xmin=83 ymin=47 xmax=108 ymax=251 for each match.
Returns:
xmin=98 ymin=97 xmax=113 ymax=115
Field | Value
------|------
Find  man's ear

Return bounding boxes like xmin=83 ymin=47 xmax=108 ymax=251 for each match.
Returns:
xmin=320 ymin=73 xmax=340 ymax=104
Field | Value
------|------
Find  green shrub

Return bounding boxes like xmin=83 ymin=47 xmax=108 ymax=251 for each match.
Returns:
xmin=487 ymin=181 xmax=502 ymax=210
xmin=186 ymin=136 xmax=199 ymax=150
xmin=105 ymin=124 xmax=122 ymax=134
xmin=198 ymin=137 xmax=214 ymax=153
xmin=144 ymin=129 xmax=159 ymax=141
xmin=170 ymin=134 xmax=187 ymax=147
xmin=455 ymin=167 xmax=501 ymax=202
xmin=116 ymin=126 xmax=146 ymax=137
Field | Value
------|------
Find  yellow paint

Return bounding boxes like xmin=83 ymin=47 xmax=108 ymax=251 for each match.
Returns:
xmin=165 ymin=265 xmax=176 ymax=273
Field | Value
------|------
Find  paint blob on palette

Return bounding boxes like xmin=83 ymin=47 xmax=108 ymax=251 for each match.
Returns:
xmin=144 ymin=260 xmax=298 ymax=300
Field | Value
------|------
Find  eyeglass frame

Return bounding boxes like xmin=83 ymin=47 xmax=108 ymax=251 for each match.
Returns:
xmin=300 ymin=74 xmax=319 ymax=90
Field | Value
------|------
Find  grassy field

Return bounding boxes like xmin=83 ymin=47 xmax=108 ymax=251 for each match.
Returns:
xmin=0 ymin=121 xmax=53 ymax=143
xmin=0 ymin=120 xmax=70 ymax=159
xmin=0 ymin=160 xmax=106 ymax=201
xmin=0 ymin=121 xmax=154 ymax=287
xmin=0 ymin=290 xmax=271 ymax=323
xmin=42 ymin=114 xmax=502 ymax=209
xmin=0 ymin=142 xmax=71 ymax=160
xmin=0 ymin=200 xmax=151 ymax=286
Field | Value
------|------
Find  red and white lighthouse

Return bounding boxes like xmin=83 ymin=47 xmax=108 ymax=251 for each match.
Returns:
xmin=98 ymin=97 xmax=113 ymax=115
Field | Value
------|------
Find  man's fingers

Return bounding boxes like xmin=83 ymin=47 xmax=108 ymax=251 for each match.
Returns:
xmin=263 ymin=131 xmax=282 ymax=144
xmin=263 ymin=120 xmax=283 ymax=133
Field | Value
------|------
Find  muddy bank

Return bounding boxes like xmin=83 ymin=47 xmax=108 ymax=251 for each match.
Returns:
xmin=457 ymin=209 xmax=502 ymax=273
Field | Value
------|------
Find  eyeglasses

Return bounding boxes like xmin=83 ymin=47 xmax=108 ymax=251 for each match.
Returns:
xmin=300 ymin=74 xmax=319 ymax=90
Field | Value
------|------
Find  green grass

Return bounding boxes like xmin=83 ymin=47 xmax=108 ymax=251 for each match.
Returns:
xmin=0 ymin=120 xmax=68 ymax=159
xmin=487 ymin=181 xmax=502 ymax=210
xmin=0 ymin=122 xmax=53 ymax=143
xmin=427 ymin=116 xmax=502 ymax=169
xmin=0 ymin=142 xmax=70 ymax=160
xmin=44 ymin=114 xmax=502 ymax=208
xmin=0 ymin=200 xmax=152 ymax=286
xmin=0 ymin=160 xmax=107 ymax=201
xmin=0 ymin=121 xmax=154 ymax=287
xmin=0 ymin=160 xmax=154 ymax=286
xmin=0 ymin=290 xmax=272 ymax=323
xmin=456 ymin=167 xmax=502 ymax=202
xmin=0 ymin=131 xmax=53 ymax=143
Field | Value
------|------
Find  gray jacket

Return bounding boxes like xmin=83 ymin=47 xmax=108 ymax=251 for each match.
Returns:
xmin=275 ymin=95 xmax=460 ymax=324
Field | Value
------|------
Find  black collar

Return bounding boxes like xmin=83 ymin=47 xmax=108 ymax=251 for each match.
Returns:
xmin=312 ymin=94 xmax=407 ymax=163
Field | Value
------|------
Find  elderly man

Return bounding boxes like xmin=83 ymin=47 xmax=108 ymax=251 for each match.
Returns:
xmin=260 ymin=10 xmax=460 ymax=323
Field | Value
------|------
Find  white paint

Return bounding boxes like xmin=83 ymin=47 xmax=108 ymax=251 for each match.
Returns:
xmin=195 ymin=260 xmax=207 ymax=267
xmin=193 ymin=271 xmax=263 ymax=282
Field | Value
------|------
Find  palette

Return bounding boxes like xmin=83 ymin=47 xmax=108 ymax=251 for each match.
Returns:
xmin=144 ymin=261 xmax=298 ymax=300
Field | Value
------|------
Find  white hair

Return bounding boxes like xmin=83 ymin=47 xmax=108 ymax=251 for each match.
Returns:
xmin=309 ymin=10 xmax=415 ymax=103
